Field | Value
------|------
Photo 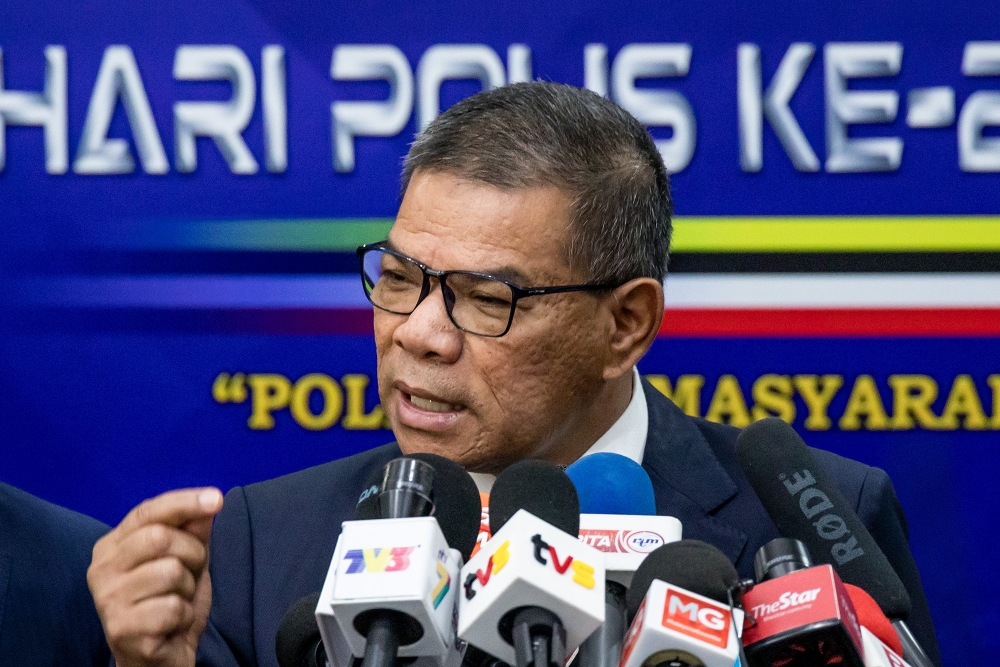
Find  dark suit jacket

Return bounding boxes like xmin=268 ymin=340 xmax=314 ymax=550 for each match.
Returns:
xmin=0 ymin=482 xmax=112 ymax=667
xmin=198 ymin=379 xmax=940 ymax=667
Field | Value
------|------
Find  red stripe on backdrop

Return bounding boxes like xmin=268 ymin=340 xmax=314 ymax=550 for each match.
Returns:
xmin=658 ymin=309 xmax=1000 ymax=337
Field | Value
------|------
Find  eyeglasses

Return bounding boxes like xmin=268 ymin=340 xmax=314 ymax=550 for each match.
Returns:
xmin=357 ymin=242 xmax=619 ymax=337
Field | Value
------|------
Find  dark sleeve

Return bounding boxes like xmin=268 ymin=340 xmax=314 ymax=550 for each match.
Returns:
xmin=856 ymin=466 xmax=941 ymax=667
xmin=197 ymin=486 xmax=256 ymax=667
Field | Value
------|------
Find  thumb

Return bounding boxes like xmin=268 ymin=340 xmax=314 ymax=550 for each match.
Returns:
xmin=187 ymin=560 xmax=213 ymax=647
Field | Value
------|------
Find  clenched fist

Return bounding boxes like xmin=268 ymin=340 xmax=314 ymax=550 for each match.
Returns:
xmin=88 ymin=488 xmax=223 ymax=667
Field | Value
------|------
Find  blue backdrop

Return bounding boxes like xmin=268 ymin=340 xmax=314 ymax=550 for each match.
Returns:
xmin=1 ymin=1 xmax=998 ymax=664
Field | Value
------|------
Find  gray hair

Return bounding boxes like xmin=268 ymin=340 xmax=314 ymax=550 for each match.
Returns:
xmin=401 ymin=81 xmax=673 ymax=284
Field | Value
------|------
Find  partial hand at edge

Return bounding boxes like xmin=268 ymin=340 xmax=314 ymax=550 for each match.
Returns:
xmin=88 ymin=487 xmax=223 ymax=667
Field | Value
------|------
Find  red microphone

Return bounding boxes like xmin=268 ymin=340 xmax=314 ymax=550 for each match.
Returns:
xmin=740 ymin=538 xmax=865 ymax=667
xmin=845 ymin=584 xmax=912 ymax=667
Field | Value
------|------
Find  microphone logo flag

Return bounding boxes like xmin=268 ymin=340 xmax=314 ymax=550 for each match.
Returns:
xmin=619 ymin=599 xmax=646 ymax=666
xmin=617 ymin=579 xmax=742 ymax=667
xmin=343 ymin=547 xmax=416 ymax=573
xmin=433 ymin=562 xmax=451 ymax=609
xmin=463 ymin=540 xmax=509 ymax=600
xmin=579 ymin=529 xmax=665 ymax=554
xmin=457 ymin=509 xmax=605 ymax=665
xmin=661 ymin=586 xmax=732 ymax=649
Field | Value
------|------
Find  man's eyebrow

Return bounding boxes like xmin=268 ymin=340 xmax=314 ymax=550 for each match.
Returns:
xmin=382 ymin=239 xmax=534 ymax=285
xmin=482 ymin=265 xmax=532 ymax=285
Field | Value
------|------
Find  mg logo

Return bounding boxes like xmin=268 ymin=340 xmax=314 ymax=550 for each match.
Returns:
xmin=661 ymin=586 xmax=732 ymax=649
xmin=343 ymin=547 xmax=415 ymax=574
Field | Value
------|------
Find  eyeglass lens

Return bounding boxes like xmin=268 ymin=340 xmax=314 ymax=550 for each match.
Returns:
xmin=362 ymin=249 xmax=515 ymax=336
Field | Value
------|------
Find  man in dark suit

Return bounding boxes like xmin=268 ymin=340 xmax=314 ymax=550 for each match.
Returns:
xmin=0 ymin=481 xmax=111 ymax=666
xmin=87 ymin=81 xmax=940 ymax=667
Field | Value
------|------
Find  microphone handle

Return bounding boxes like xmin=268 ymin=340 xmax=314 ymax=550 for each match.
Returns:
xmin=891 ymin=620 xmax=936 ymax=667
xmin=575 ymin=581 xmax=627 ymax=667
xmin=362 ymin=613 xmax=401 ymax=667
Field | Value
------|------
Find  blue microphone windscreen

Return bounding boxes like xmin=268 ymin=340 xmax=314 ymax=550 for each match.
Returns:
xmin=565 ymin=452 xmax=656 ymax=515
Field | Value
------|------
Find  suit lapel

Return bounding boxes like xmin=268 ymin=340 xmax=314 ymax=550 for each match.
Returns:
xmin=640 ymin=378 xmax=748 ymax=564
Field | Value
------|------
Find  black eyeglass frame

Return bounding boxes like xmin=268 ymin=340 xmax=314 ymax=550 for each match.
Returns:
xmin=357 ymin=241 xmax=621 ymax=337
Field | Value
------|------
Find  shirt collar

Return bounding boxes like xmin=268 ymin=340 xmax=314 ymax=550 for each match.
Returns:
xmin=470 ymin=368 xmax=648 ymax=493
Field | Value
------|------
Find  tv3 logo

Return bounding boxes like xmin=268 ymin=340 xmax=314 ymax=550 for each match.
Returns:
xmin=532 ymin=534 xmax=596 ymax=589
xmin=662 ymin=586 xmax=732 ymax=649
xmin=464 ymin=540 xmax=510 ymax=600
xmin=343 ymin=547 xmax=415 ymax=573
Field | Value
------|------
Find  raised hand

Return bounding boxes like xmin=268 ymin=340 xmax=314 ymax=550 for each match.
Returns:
xmin=88 ymin=488 xmax=223 ymax=667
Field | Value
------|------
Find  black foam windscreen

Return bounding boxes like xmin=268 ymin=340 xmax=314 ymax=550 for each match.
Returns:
xmin=735 ymin=417 xmax=912 ymax=620
xmin=275 ymin=592 xmax=323 ymax=667
xmin=625 ymin=540 xmax=739 ymax=622
xmin=489 ymin=459 xmax=580 ymax=537
xmin=406 ymin=452 xmax=482 ymax=562
xmin=354 ymin=454 xmax=481 ymax=561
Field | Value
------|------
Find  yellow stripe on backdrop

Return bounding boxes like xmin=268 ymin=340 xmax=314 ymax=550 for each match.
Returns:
xmin=670 ymin=216 xmax=1000 ymax=252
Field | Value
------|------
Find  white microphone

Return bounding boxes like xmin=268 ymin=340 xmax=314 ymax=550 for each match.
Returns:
xmin=578 ymin=514 xmax=682 ymax=587
xmin=317 ymin=517 xmax=465 ymax=667
xmin=458 ymin=460 xmax=606 ymax=667
xmin=861 ymin=627 xmax=912 ymax=667
xmin=315 ymin=456 xmax=482 ymax=667
xmin=620 ymin=541 xmax=744 ymax=667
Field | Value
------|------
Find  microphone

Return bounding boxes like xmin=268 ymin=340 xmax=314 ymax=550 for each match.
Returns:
xmin=619 ymin=539 xmax=744 ymax=667
xmin=741 ymin=537 xmax=866 ymax=667
xmin=565 ymin=453 xmax=681 ymax=667
xmin=458 ymin=460 xmax=605 ymax=667
xmin=845 ymin=584 xmax=902 ymax=658
xmin=315 ymin=455 xmax=482 ymax=667
xmin=734 ymin=418 xmax=936 ymax=667
xmin=277 ymin=592 xmax=334 ymax=667
xmin=566 ymin=452 xmax=656 ymax=516
xmin=844 ymin=584 xmax=912 ymax=667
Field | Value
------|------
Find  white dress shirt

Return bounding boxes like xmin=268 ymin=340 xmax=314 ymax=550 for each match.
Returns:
xmin=470 ymin=368 xmax=648 ymax=493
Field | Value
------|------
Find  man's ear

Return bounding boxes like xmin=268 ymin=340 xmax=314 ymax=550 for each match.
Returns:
xmin=603 ymin=277 xmax=664 ymax=381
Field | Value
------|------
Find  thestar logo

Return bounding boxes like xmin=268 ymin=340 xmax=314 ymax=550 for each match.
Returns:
xmin=661 ymin=586 xmax=732 ymax=649
xmin=343 ymin=547 xmax=415 ymax=573
xmin=463 ymin=540 xmax=510 ymax=600
xmin=532 ymin=534 xmax=596 ymax=589
xmin=750 ymin=588 xmax=822 ymax=620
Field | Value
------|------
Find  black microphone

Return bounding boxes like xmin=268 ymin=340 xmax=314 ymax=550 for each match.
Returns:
xmin=308 ymin=454 xmax=482 ymax=667
xmin=620 ymin=540 xmax=744 ymax=667
xmin=459 ymin=459 xmax=600 ymax=667
xmin=735 ymin=418 xmax=936 ymax=667
xmin=490 ymin=460 xmax=581 ymax=667
xmin=356 ymin=453 xmax=482 ymax=562
xmin=276 ymin=592 xmax=331 ymax=667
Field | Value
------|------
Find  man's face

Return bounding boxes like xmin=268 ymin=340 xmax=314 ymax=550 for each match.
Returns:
xmin=375 ymin=170 xmax=612 ymax=473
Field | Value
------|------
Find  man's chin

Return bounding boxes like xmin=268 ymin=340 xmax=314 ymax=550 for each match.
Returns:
xmin=394 ymin=430 xmax=491 ymax=471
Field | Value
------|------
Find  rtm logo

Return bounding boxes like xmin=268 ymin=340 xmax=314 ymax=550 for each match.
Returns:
xmin=432 ymin=561 xmax=451 ymax=609
xmin=343 ymin=547 xmax=415 ymax=573
xmin=532 ymin=534 xmax=596 ymax=589
xmin=579 ymin=529 xmax=664 ymax=554
xmin=750 ymin=588 xmax=822 ymax=619
xmin=661 ymin=587 xmax=732 ymax=649
xmin=464 ymin=540 xmax=510 ymax=600
xmin=781 ymin=468 xmax=865 ymax=565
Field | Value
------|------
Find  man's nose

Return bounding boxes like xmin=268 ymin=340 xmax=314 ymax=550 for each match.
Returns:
xmin=391 ymin=279 xmax=464 ymax=362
